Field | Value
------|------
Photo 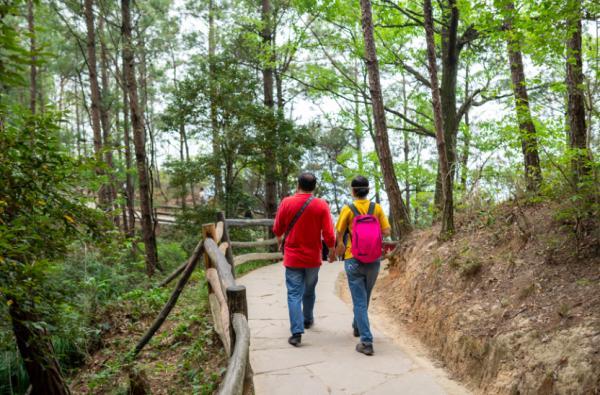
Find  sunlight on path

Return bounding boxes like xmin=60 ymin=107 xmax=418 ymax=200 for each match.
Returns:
xmin=237 ymin=262 xmax=470 ymax=395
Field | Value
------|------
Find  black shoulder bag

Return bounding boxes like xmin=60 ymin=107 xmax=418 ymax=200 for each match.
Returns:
xmin=279 ymin=196 xmax=315 ymax=254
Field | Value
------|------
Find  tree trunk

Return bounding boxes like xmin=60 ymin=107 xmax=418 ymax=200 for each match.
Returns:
xmin=261 ymin=0 xmax=278 ymax=220
xmin=121 ymin=59 xmax=136 ymax=237
xmin=505 ymin=1 xmax=542 ymax=193
xmin=460 ymin=63 xmax=470 ymax=191
xmin=122 ymin=0 xmax=158 ymax=276
xmin=28 ymin=0 xmax=36 ymax=115
xmin=353 ymin=61 xmax=365 ymax=173
xmin=433 ymin=0 xmax=460 ymax=211
xmin=9 ymin=301 xmax=71 ymax=395
xmin=115 ymin=115 xmax=129 ymax=232
xmin=424 ymin=0 xmax=454 ymax=236
xmin=275 ymin=70 xmax=290 ymax=199
xmin=209 ymin=0 xmax=224 ymax=202
xmin=137 ymin=32 xmax=162 ymax=201
xmin=84 ymin=0 xmax=107 ymax=206
xmin=183 ymin=127 xmax=196 ymax=207
xmin=401 ymin=74 xmax=410 ymax=218
xmin=75 ymin=92 xmax=83 ymax=158
xmin=565 ymin=1 xmax=590 ymax=182
xmin=179 ymin=123 xmax=187 ymax=209
xmin=358 ymin=0 xmax=411 ymax=238
xmin=99 ymin=16 xmax=118 ymax=220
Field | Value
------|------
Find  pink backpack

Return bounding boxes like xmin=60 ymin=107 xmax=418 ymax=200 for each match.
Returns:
xmin=349 ymin=202 xmax=382 ymax=263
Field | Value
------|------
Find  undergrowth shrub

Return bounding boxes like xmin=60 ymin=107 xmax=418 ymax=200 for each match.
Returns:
xmin=0 ymin=237 xmax=168 ymax=393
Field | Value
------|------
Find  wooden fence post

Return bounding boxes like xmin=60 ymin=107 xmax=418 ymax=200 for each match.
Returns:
xmin=217 ymin=211 xmax=236 ymax=277
xmin=202 ymin=223 xmax=216 ymax=275
xmin=226 ymin=285 xmax=253 ymax=394
xmin=226 ymin=285 xmax=247 ymax=351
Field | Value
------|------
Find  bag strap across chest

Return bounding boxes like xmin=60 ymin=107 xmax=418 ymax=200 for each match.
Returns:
xmin=283 ymin=196 xmax=314 ymax=241
xmin=349 ymin=201 xmax=376 ymax=217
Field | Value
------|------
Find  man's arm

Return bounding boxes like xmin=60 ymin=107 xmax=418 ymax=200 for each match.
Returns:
xmin=382 ymin=227 xmax=391 ymax=237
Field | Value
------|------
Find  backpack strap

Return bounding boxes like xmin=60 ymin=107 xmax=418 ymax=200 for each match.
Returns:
xmin=342 ymin=203 xmax=360 ymax=247
xmin=348 ymin=203 xmax=361 ymax=217
xmin=367 ymin=201 xmax=376 ymax=215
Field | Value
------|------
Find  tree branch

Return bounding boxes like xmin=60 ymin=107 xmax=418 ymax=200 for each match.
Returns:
xmin=458 ymin=24 xmax=479 ymax=52
xmin=384 ymin=106 xmax=435 ymax=138
xmin=375 ymin=30 xmax=431 ymax=88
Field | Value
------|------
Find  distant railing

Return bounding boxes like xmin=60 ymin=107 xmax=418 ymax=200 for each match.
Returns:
xmin=224 ymin=217 xmax=282 ymax=267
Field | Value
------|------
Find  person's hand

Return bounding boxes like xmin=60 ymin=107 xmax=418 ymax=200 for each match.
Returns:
xmin=328 ymin=249 xmax=336 ymax=263
xmin=335 ymin=243 xmax=345 ymax=258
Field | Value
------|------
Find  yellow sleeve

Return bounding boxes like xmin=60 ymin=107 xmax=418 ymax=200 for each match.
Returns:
xmin=375 ymin=204 xmax=391 ymax=230
xmin=336 ymin=206 xmax=352 ymax=233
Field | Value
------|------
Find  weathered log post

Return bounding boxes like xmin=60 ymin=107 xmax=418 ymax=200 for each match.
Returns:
xmin=217 ymin=211 xmax=236 ymax=276
xmin=226 ymin=285 xmax=247 ymax=350
xmin=226 ymin=285 xmax=253 ymax=394
xmin=202 ymin=223 xmax=217 ymax=279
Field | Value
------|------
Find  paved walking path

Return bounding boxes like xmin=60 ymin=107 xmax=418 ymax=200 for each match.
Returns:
xmin=237 ymin=262 xmax=470 ymax=395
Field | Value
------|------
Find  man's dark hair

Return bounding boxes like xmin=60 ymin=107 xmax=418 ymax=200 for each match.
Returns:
xmin=351 ymin=175 xmax=369 ymax=198
xmin=298 ymin=172 xmax=317 ymax=192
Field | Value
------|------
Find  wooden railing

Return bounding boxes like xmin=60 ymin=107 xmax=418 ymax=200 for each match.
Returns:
xmin=202 ymin=212 xmax=288 ymax=394
xmin=224 ymin=217 xmax=282 ymax=267
xmin=201 ymin=215 xmax=252 ymax=395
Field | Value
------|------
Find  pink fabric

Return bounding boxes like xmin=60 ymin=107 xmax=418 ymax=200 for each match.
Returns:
xmin=350 ymin=214 xmax=382 ymax=263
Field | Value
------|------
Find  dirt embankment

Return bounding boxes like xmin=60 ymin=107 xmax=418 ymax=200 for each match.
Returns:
xmin=376 ymin=202 xmax=599 ymax=394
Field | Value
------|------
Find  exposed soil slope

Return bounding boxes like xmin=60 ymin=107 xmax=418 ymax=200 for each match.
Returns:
xmin=376 ymin=202 xmax=599 ymax=394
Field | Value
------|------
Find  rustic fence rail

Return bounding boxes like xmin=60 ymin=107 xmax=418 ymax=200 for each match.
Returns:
xmin=203 ymin=213 xmax=282 ymax=394
xmin=225 ymin=218 xmax=282 ymax=266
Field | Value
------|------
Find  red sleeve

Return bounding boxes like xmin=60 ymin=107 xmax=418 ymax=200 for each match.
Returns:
xmin=272 ymin=198 xmax=287 ymax=237
xmin=321 ymin=200 xmax=335 ymax=248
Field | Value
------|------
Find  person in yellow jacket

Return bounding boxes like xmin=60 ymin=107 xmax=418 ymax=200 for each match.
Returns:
xmin=335 ymin=176 xmax=391 ymax=356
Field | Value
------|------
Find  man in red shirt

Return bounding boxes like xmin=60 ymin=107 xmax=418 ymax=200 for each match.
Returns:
xmin=273 ymin=173 xmax=335 ymax=346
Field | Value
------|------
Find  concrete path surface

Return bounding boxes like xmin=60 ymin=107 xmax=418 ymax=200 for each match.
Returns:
xmin=237 ymin=262 xmax=470 ymax=395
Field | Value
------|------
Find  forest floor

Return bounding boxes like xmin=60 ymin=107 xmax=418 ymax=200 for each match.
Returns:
xmin=69 ymin=271 xmax=227 ymax=394
xmin=375 ymin=201 xmax=600 ymax=394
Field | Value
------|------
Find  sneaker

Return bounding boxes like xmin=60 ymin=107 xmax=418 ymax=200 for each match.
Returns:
xmin=356 ymin=342 xmax=374 ymax=356
xmin=353 ymin=325 xmax=359 ymax=338
xmin=288 ymin=334 xmax=302 ymax=347
xmin=304 ymin=320 xmax=314 ymax=329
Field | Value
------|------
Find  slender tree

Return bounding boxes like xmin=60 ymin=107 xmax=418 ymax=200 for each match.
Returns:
xmin=565 ymin=0 xmax=590 ymax=182
xmin=119 ymin=58 xmax=136 ymax=237
xmin=99 ymin=15 xmax=118 ymax=220
xmin=27 ymin=0 xmax=36 ymax=114
xmin=122 ymin=0 xmax=159 ymax=275
xmin=261 ymin=0 xmax=278 ymax=219
xmin=504 ymin=1 xmax=542 ymax=193
xmin=424 ymin=0 xmax=454 ymax=236
xmin=358 ymin=0 xmax=411 ymax=238
xmin=9 ymin=302 xmax=71 ymax=394
xmin=84 ymin=0 xmax=108 ymax=206
xmin=209 ymin=0 xmax=224 ymax=202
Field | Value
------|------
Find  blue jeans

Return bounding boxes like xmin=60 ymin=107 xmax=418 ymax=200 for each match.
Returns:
xmin=285 ymin=267 xmax=320 ymax=335
xmin=345 ymin=258 xmax=380 ymax=344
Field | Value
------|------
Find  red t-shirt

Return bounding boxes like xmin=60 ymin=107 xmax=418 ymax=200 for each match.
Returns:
xmin=273 ymin=193 xmax=335 ymax=268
